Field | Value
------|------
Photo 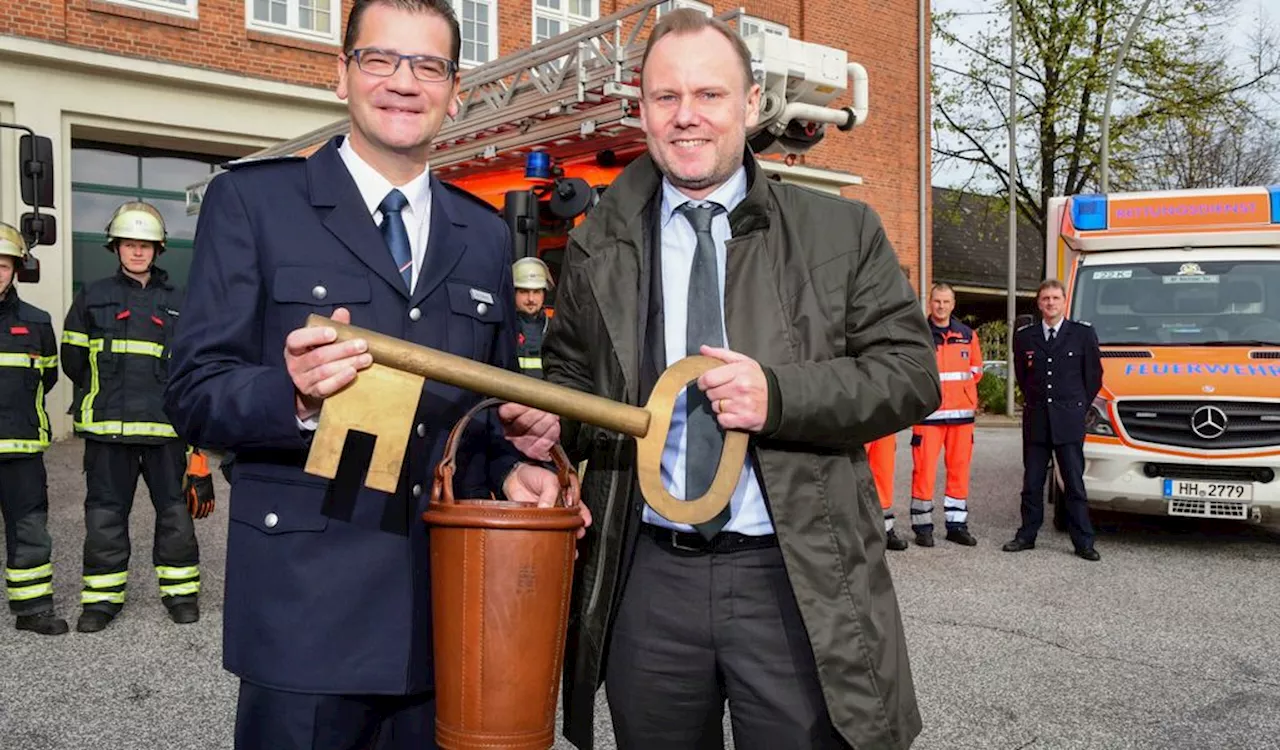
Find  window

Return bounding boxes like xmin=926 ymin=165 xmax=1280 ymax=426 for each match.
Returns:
xmin=656 ymin=0 xmax=711 ymax=17
xmin=246 ymin=0 xmax=338 ymax=44
xmin=533 ymin=0 xmax=598 ymax=43
xmin=104 ymin=0 xmax=198 ymax=19
xmin=453 ymin=0 xmax=497 ymax=66
xmin=70 ymin=141 xmax=225 ymax=294
xmin=739 ymin=16 xmax=789 ymax=39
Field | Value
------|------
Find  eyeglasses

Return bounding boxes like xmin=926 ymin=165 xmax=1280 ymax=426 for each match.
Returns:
xmin=347 ymin=48 xmax=458 ymax=83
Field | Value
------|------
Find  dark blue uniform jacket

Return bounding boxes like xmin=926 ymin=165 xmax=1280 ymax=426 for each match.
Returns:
xmin=164 ymin=136 xmax=522 ymax=695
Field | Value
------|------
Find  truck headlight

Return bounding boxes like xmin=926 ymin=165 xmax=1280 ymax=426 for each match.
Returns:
xmin=1084 ymin=397 xmax=1115 ymax=437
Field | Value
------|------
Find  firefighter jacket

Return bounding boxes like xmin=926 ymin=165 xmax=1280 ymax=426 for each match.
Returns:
xmin=922 ymin=318 xmax=983 ymax=425
xmin=0 ymin=288 xmax=58 ymax=457
xmin=61 ymin=267 xmax=182 ymax=445
xmin=516 ymin=310 xmax=549 ymax=379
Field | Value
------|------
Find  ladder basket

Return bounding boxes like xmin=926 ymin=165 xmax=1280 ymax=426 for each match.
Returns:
xmin=424 ymin=397 xmax=584 ymax=750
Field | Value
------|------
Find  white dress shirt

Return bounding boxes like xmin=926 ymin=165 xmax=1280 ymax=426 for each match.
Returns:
xmin=297 ymin=138 xmax=434 ymax=431
xmin=1043 ymin=319 xmax=1062 ymax=341
xmin=337 ymin=136 xmax=433 ymax=294
xmin=644 ymin=166 xmax=774 ymax=537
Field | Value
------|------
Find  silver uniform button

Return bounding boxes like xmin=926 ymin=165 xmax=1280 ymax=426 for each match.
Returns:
xmin=416 ymin=423 xmax=426 ymax=438
xmin=409 ymin=308 xmax=422 ymax=321
xmin=1047 ymin=358 xmax=1053 ymax=363
xmin=312 ymin=285 xmax=327 ymax=301
xmin=264 ymin=512 xmax=279 ymax=528
xmin=476 ymin=302 xmax=489 ymax=315
xmin=412 ymin=484 xmax=423 ymax=498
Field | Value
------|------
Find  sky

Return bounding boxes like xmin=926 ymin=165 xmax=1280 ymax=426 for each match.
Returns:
xmin=931 ymin=0 xmax=1278 ymax=191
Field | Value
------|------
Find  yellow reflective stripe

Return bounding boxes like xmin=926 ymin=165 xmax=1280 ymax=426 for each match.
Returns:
xmin=81 ymin=591 xmax=125 ymax=605
xmin=0 ymin=352 xmax=34 ymax=367
xmin=34 ymin=355 xmax=57 ymax=369
xmin=74 ymin=421 xmax=178 ymax=439
xmin=80 ymin=339 xmax=103 ymax=427
xmin=62 ymin=330 xmax=90 ymax=347
xmin=8 ymin=582 xmax=53 ymax=601
xmin=6 ymin=564 xmax=53 ymax=582
xmin=159 ymin=581 xmax=201 ymax=597
xmin=109 ymin=339 xmax=165 ymax=358
xmin=83 ymin=571 xmax=128 ymax=589
xmin=35 ymin=373 xmax=50 ymax=444
xmin=0 ymin=440 xmax=47 ymax=453
xmin=156 ymin=566 xmax=199 ymax=580
xmin=518 ymin=357 xmax=542 ymax=369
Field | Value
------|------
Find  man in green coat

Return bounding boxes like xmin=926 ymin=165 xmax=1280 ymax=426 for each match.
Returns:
xmin=501 ymin=9 xmax=940 ymax=749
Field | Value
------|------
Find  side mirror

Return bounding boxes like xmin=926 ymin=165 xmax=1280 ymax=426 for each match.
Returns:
xmin=19 ymin=135 xmax=56 ymax=209
xmin=20 ymin=212 xmax=57 ymax=248
xmin=17 ymin=255 xmax=40 ymax=284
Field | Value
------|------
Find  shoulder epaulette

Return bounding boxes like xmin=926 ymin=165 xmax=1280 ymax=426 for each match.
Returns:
xmin=1077 ymin=320 xmax=1092 ymax=327
xmin=1015 ymin=324 xmax=1032 ymax=332
xmin=225 ymin=154 xmax=305 ymax=171
xmin=440 ymin=179 xmax=502 ymax=216
xmin=16 ymin=301 xmax=51 ymax=325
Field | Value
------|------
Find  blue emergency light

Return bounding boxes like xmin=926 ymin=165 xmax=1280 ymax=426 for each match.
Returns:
xmin=1269 ymin=185 xmax=1280 ymax=223
xmin=525 ymin=152 xmax=553 ymax=180
xmin=1071 ymin=194 xmax=1108 ymax=231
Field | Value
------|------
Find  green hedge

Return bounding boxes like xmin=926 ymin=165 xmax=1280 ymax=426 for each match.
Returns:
xmin=977 ymin=373 xmax=1023 ymax=414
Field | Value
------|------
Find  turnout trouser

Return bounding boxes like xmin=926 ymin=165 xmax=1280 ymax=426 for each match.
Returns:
xmin=81 ymin=439 xmax=200 ymax=614
xmin=0 ymin=455 xmax=56 ymax=616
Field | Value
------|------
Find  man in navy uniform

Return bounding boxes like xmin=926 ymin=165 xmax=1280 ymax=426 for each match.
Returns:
xmin=1003 ymin=279 xmax=1103 ymax=561
xmin=164 ymin=1 xmax=577 ymax=747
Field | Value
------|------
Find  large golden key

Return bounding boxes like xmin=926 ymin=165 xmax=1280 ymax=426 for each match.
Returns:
xmin=302 ymin=315 xmax=748 ymax=525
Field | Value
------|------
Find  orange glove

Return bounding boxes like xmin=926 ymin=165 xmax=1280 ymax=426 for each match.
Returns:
xmin=183 ymin=448 xmax=216 ymax=520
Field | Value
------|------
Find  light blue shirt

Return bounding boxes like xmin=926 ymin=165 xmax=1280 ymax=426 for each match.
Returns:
xmin=642 ymin=166 xmax=774 ymax=537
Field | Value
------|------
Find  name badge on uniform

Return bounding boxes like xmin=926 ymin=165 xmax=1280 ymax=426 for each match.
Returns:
xmin=960 ymin=350 xmax=969 ymax=359
xmin=469 ymin=288 xmax=494 ymax=305
xmin=10 ymin=326 xmax=29 ymax=335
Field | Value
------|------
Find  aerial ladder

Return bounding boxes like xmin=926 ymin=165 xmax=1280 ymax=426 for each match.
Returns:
xmin=184 ymin=0 xmax=869 ymax=265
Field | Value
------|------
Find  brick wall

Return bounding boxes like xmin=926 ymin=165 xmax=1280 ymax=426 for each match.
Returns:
xmin=1 ymin=0 xmax=929 ymax=288
xmin=1 ymin=0 xmax=351 ymax=88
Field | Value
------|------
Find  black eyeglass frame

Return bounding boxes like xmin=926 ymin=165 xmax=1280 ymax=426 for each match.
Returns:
xmin=345 ymin=47 xmax=459 ymax=82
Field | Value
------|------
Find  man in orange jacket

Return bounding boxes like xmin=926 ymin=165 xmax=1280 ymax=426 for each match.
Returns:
xmin=866 ymin=434 xmax=907 ymax=550
xmin=910 ymin=283 xmax=981 ymax=547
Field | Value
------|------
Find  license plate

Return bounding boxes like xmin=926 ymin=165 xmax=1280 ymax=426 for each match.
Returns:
xmin=1162 ymin=479 xmax=1253 ymax=501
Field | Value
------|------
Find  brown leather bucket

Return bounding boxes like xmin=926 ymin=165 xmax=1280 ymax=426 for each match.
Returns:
xmin=424 ymin=397 xmax=584 ymax=750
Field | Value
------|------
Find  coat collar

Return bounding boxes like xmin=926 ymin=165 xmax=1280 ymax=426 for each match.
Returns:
xmin=307 ymin=136 xmax=467 ymax=301
xmin=565 ymin=148 xmax=774 ymax=401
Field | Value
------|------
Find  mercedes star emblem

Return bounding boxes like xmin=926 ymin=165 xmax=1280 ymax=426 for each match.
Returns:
xmin=1190 ymin=405 xmax=1228 ymax=440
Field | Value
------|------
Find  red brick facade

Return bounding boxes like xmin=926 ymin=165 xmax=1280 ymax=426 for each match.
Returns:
xmin=1 ymin=0 xmax=929 ymax=289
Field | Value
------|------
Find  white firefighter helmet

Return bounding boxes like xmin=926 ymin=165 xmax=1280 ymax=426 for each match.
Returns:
xmin=0 ymin=222 xmax=28 ymax=264
xmin=513 ymin=257 xmax=553 ymax=290
xmin=105 ymin=201 xmax=167 ymax=253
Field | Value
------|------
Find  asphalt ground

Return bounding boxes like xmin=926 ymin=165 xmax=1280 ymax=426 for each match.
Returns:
xmin=2 ymin=429 xmax=1279 ymax=750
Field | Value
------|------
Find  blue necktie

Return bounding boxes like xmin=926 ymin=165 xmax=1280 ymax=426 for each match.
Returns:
xmin=379 ymin=189 xmax=413 ymax=292
xmin=677 ymin=201 xmax=732 ymax=540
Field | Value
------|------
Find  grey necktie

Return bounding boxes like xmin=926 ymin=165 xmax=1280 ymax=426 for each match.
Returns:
xmin=677 ymin=201 xmax=732 ymax=539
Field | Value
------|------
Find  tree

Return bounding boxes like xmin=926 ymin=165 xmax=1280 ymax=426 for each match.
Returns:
xmin=933 ymin=0 xmax=1280 ymax=277
xmin=1118 ymin=106 xmax=1280 ymax=190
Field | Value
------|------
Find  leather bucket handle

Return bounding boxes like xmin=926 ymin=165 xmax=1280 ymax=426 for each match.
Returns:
xmin=431 ymin=397 xmax=580 ymax=509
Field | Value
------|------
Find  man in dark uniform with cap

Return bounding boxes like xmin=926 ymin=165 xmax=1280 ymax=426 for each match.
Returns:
xmin=1004 ymin=279 xmax=1104 ymax=561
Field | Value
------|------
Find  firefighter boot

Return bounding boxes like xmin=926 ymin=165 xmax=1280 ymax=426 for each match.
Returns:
xmin=15 ymin=612 xmax=69 ymax=636
xmin=914 ymin=530 xmax=935 ymax=547
xmin=947 ymin=528 xmax=978 ymax=546
xmin=76 ymin=609 xmax=116 ymax=633
xmin=167 ymin=600 xmax=199 ymax=625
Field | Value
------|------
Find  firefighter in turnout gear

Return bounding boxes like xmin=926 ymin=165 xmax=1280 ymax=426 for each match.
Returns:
xmin=513 ymin=256 xmax=552 ymax=379
xmin=61 ymin=201 xmax=200 ymax=633
xmin=0 ymin=224 xmax=69 ymax=636
xmin=910 ymin=283 xmax=981 ymax=547
xmin=866 ymin=434 xmax=907 ymax=550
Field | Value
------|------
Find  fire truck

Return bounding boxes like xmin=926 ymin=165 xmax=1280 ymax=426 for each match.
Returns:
xmin=184 ymin=0 xmax=870 ymax=306
xmin=1044 ymin=186 xmax=1280 ymax=527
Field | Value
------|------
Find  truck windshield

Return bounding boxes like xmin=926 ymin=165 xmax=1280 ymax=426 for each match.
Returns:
xmin=1072 ymin=259 xmax=1280 ymax=346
